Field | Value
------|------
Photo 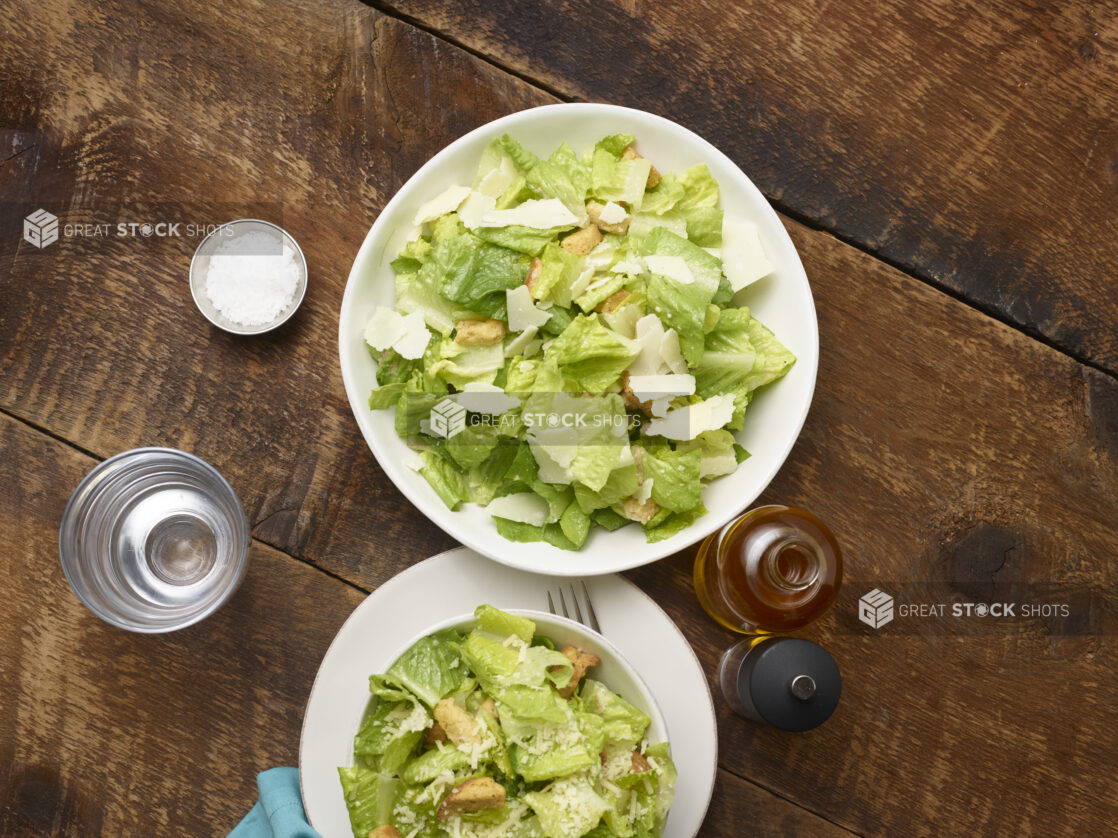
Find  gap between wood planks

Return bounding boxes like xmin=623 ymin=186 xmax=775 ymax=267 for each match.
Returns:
xmin=1 ymin=398 xmax=867 ymax=835
xmin=359 ymin=0 xmax=1118 ymax=384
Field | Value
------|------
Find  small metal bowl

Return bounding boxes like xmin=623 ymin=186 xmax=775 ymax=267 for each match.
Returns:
xmin=189 ymin=218 xmax=307 ymax=335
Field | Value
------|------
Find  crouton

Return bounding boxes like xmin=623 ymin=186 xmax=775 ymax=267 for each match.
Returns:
xmin=622 ymin=145 xmax=662 ymax=189
xmin=455 ymin=318 xmax=505 ymax=345
xmin=436 ymin=777 xmax=506 ymax=820
xmin=560 ymin=224 xmax=603 ymax=256
xmin=368 ymin=827 xmax=401 ymax=838
xmin=622 ymin=496 xmax=659 ymax=525
xmin=586 ymin=200 xmax=631 ymax=236
xmin=631 ymin=750 xmax=653 ymax=773
xmin=424 ymin=721 xmax=447 ymax=746
xmin=524 ymin=257 xmax=543 ymax=295
xmin=556 ymin=645 xmax=601 ymax=699
xmin=433 ymin=698 xmax=481 ymax=746
xmin=620 ymin=370 xmax=652 ymax=413
xmin=596 ymin=289 xmax=631 ymax=314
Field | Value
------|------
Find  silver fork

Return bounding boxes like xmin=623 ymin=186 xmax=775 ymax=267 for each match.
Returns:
xmin=547 ymin=581 xmax=602 ymax=634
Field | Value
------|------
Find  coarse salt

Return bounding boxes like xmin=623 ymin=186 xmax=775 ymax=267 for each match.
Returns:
xmin=204 ymin=230 xmax=301 ymax=326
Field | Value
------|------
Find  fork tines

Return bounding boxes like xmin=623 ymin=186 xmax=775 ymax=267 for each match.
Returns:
xmin=547 ymin=581 xmax=601 ymax=634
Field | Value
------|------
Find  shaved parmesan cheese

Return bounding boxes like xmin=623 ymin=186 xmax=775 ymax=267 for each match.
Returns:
xmin=602 ymin=304 xmax=642 ymax=340
xmin=487 ymin=493 xmax=550 ymax=526
xmin=650 ymin=396 xmax=672 ymax=418
xmin=455 ymin=382 xmax=521 ymax=414
xmin=700 ymin=451 xmax=739 ymax=477
xmin=477 ymin=155 xmax=519 ymax=198
xmin=629 ymin=314 xmax=665 ymax=374
xmin=481 ymin=198 xmax=579 ymax=230
xmin=610 ymin=259 xmax=645 ymax=275
xmin=505 ymin=325 xmax=538 ymax=356
xmin=635 ymin=477 xmax=654 ymax=503
xmin=527 ymin=426 xmax=579 ymax=484
xmin=364 ymin=306 xmax=430 ymax=359
xmin=645 ymin=395 xmax=736 ymax=440
xmin=507 ymin=285 xmax=553 ymax=332
xmin=629 ymin=314 xmax=674 ymax=376
xmin=457 ymin=190 xmax=497 ymax=229
xmin=585 ymin=274 xmax=615 ymax=293
xmin=598 ymin=201 xmax=628 ymax=225
xmin=585 ymin=241 xmax=617 ymax=270
xmin=722 ymin=218 xmax=774 ymax=291
xmin=659 ymin=328 xmax=688 ymax=374
xmin=363 ymin=306 xmax=406 ymax=351
xmin=644 ymin=254 xmax=694 ymax=284
xmin=568 ymin=266 xmax=596 ymax=300
xmin=413 ymin=185 xmax=471 ymax=225
xmin=627 ymin=373 xmax=696 ymax=402
xmin=394 ymin=311 xmax=432 ymax=359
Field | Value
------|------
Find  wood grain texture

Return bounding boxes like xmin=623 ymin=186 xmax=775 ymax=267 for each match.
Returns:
xmin=374 ymin=0 xmax=1118 ymax=371
xmin=0 ymin=0 xmax=556 ymax=580
xmin=2 ymin=0 xmax=1117 ymax=835
xmin=0 ymin=412 xmax=366 ymax=836
xmin=0 ymin=416 xmax=853 ymax=838
xmin=0 ymin=2 xmax=871 ymax=835
xmin=624 ymin=216 xmax=1118 ymax=836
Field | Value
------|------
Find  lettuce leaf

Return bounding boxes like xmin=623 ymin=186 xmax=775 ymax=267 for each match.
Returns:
xmin=683 ymin=206 xmax=723 ymax=246
xmin=676 ymin=163 xmax=719 ymax=208
xmin=591 ymin=147 xmax=651 ymax=209
xmin=475 ymin=604 xmax=536 ymax=643
xmin=638 ymin=227 xmax=722 ymax=364
xmin=693 ymin=307 xmax=795 ymax=416
xmin=387 ymin=630 xmax=466 ymax=707
xmin=594 ymin=134 xmax=635 ymax=158
xmin=543 ymin=315 xmax=639 ymax=392
xmin=338 ymin=766 xmax=397 ymax=838
xmin=577 ymin=679 xmax=650 ymax=747
xmin=641 ymin=445 xmax=702 ymax=513
xmin=531 ymin=241 xmax=582 ymax=305
xmin=525 ymin=774 xmax=610 ymax=837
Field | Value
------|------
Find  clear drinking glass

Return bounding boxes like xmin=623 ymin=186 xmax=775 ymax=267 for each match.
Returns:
xmin=59 ymin=447 xmax=250 ymax=632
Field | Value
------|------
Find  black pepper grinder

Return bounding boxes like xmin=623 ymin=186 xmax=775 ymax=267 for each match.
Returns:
xmin=719 ymin=636 xmax=841 ymax=731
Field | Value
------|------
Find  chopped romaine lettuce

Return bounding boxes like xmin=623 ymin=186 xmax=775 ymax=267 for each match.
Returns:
xmin=367 ymin=132 xmax=796 ymax=550
xmin=339 ymin=607 xmax=676 ymax=838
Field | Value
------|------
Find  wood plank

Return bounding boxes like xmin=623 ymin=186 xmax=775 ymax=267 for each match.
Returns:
xmin=0 ymin=413 xmax=366 ymax=836
xmin=702 ymin=770 xmax=856 ymax=838
xmin=2 ymin=0 xmax=1117 ymax=834
xmin=370 ymin=0 xmax=1118 ymax=371
xmin=0 ymin=412 xmax=848 ymax=837
xmin=0 ymin=0 xmax=553 ymax=581
xmin=624 ymin=218 xmax=1118 ymax=836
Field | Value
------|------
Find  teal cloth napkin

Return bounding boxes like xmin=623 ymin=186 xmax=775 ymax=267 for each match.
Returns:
xmin=229 ymin=767 xmax=321 ymax=838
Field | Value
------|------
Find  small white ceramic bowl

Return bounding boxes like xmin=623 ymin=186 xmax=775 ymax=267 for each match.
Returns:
xmin=321 ymin=610 xmax=668 ymax=832
xmin=338 ymin=103 xmax=818 ymax=575
xmin=360 ymin=609 xmax=669 ymax=742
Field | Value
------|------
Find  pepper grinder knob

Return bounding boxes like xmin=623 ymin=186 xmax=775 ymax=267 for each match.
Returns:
xmin=789 ymin=674 xmax=817 ymax=700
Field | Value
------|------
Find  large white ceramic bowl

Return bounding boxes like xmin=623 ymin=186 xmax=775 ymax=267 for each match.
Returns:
xmin=339 ymin=103 xmax=817 ymax=575
xmin=304 ymin=607 xmax=669 ymax=836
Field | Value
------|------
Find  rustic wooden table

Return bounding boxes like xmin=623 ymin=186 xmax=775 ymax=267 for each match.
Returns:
xmin=2 ymin=1 xmax=1116 ymax=835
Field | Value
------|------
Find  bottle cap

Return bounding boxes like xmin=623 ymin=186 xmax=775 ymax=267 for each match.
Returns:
xmin=732 ymin=637 xmax=841 ymax=731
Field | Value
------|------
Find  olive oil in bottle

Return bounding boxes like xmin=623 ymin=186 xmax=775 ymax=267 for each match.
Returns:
xmin=693 ymin=505 xmax=842 ymax=634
